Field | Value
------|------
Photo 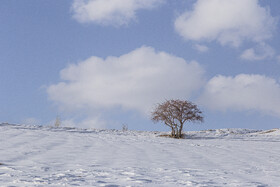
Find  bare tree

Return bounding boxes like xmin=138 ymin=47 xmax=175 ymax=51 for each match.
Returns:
xmin=151 ymin=99 xmax=203 ymax=138
xmin=54 ymin=116 xmax=61 ymax=127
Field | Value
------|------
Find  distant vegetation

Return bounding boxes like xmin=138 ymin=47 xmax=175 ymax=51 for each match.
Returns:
xmin=54 ymin=116 xmax=61 ymax=127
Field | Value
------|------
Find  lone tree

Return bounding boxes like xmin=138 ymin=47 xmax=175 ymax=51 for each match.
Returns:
xmin=151 ymin=99 xmax=203 ymax=138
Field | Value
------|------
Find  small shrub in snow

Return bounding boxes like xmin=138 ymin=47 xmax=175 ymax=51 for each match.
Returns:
xmin=122 ymin=124 xmax=128 ymax=131
xmin=54 ymin=116 xmax=61 ymax=127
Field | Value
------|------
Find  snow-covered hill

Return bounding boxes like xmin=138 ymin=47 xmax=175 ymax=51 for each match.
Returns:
xmin=0 ymin=123 xmax=280 ymax=186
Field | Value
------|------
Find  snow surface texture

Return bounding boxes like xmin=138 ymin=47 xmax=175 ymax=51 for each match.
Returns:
xmin=0 ymin=123 xmax=280 ymax=186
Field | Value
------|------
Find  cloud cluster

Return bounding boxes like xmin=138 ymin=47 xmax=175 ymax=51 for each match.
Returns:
xmin=47 ymin=46 xmax=205 ymax=115
xmin=71 ymin=0 xmax=163 ymax=26
xmin=240 ymin=43 xmax=275 ymax=61
xmin=175 ymin=0 xmax=277 ymax=47
xmin=199 ymin=74 xmax=280 ymax=117
xmin=193 ymin=44 xmax=209 ymax=53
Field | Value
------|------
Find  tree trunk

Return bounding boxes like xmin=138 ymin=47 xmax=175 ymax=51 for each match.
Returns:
xmin=178 ymin=122 xmax=184 ymax=138
xmin=171 ymin=127 xmax=175 ymax=137
xmin=175 ymin=127 xmax=179 ymax=138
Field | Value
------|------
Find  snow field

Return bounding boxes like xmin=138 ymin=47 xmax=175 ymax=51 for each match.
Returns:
xmin=0 ymin=124 xmax=280 ymax=186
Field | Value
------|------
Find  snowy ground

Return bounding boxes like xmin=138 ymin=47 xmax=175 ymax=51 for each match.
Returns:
xmin=0 ymin=123 xmax=280 ymax=186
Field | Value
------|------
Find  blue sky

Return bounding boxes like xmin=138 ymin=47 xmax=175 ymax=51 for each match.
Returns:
xmin=1 ymin=0 xmax=280 ymax=131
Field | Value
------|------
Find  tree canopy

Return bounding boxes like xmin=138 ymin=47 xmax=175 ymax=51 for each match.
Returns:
xmin=151 ymin=99 xmax=203 ymax=138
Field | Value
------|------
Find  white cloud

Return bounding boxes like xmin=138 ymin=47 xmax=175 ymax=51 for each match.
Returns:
xmin=175 ymin=0 xmax=277 ymax=47
xmin=240 ymin=43 xmax=275 ymax=61
xmin=71 ymin=0 xmax=163 ymax=26
xmin=199 ymin=74 xmax=280 ymax=117
xmin=193 ymin=44 xmax=209 ymax=52
xmin=47 ymin=46 xmax=205 ymax=118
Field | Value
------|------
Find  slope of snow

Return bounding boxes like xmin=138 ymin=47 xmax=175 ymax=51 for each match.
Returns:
xmin=0 ymin=123 xmax=280 ymax=186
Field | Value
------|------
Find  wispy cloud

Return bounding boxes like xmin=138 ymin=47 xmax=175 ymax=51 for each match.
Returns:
xmin=240 ymin=43 xmax=275 ymax=61
xmin=60 ymin=117 xmax=106 ymax=129
xmin=175 ymin=0 xmax=277 ymax=47
xmin=71 ymin=0 xmax=164 ymax=26
xmin=193 ymin=44 xmax=209 ymax=53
